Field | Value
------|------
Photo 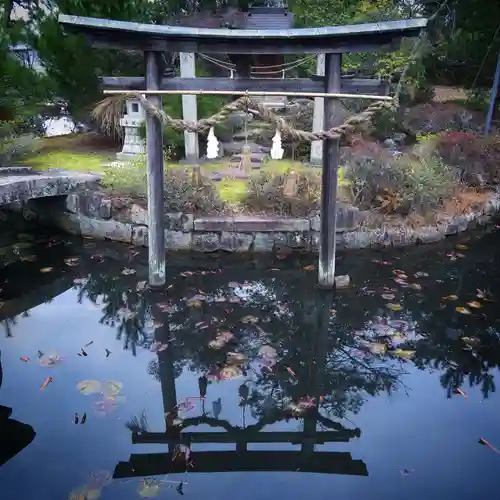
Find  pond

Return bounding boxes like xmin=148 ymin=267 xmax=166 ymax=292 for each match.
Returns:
xmin=1 ymin=219 xmax=500 ymax=500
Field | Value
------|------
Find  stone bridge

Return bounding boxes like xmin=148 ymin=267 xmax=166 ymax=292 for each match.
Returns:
xmin=0 ymin=167 xmax=100 ymax=206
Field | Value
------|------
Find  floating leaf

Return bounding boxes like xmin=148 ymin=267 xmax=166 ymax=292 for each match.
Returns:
xmin=227 ymin=352 xmax=247 ymax=365
xmin=77 ymin=380 xmax=102 ymax=395
xmin=391 ymin=349 xmax=415 ymax=359
xmin=40 ymin=267 xmax=53 ymax=273
xmin=64 ymin=257 xmax=80 ymax=267
xmin=186 ymin=299 xmax=203 ymax=308
xmin=103 ymin=380 xmax=123 ymax=398
xmin=381 ymin=293 xmax=395 ymax=301
xmin=442 ymin=295 xmax=458 ymax=301
xmin=297 ymin=396 xmax=316 ymax=409
xmin=39 ymin=353 xmax=63 ymax=367
xmin=21 ymin=255 xmax=37 ymax=262
xmin=409 ymin=283 xmax=422 ymax=290
xmin=467 ymin=301 xmax=482 ymax=309
xmin=367 ymin=342 xmax=387 ymax=355
xmin=138 ymin=479 xmax=161 ymax=498
xmin=220 ymin=365 xmax=243 ymax=380
xmin=136 ymin=280 xmax=147 ymax=291
xmin=259 ymin=345 xmax=278 ymax=359
xmin=121 ymin=268 xmax=136 ymax=275
xmin=241 ymin=315 xmax=259 ymax=324
xmin=386 ymin=303 xmax=402 ymax=311
xmin=414 ymin=271 xmax=429 ymax=278
xmin=456 ymin=306 xmax=471 ymax=315
xmin=455 ymin=244 xmax=468 ymax=251
xmin=303 ymin=265 xmax=316 ymax=271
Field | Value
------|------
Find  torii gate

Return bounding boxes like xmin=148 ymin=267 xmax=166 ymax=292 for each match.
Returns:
xmin=58 ymin=14 xmax=427 ymax=288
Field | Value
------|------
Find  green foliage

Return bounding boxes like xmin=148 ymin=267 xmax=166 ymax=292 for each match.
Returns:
xmin=242 ymin=169 xmax=321 ymax=216
xmin=433 ymin=131 xmax=500 ymax=185
xmin=345 ymin=140 xmax=455 ymax=214
xmin=101 ymin=162 xmax=225 ymax=213
xmin=0 ymin=134 xmax=41 ymax=166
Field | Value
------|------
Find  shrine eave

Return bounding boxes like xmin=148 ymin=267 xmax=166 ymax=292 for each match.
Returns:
xmin=58 ymin=14 xmax=428 ymax=54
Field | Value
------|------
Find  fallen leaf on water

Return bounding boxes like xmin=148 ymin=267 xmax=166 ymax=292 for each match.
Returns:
xmin=21 ymin=255 xmax=37 ymax=262
xmin=367 ymin=342 xmax=387 ymax=355
xmin=442 ymin=295 xmax=458 ymax=301
xmin=462 ymin=336 xmax=479 ymax=346
xmin=455 ymin=244 xmax=468 ymax=250
xmin=40 ymin=267 xmax=53 ymax=273
xmin=220 ymin=365 xmax=243 ymax=380
xmin=409 ymin=283 xmax=422 ymax=291
xmin=121 ymin=268 xmax=136 ymax=275
xmin=393 ymin=278 xmax=408 ymax=286
xmin=241 ymin=315 xmax=259 ymax=324
xmin=39 ymin=354 xmax=63 ymax=367
xmin=136 ymin=280 xmax=147 ymax=291
xmin=303 ymin=265 xmax=315 ymax=271
xmin=186 ymin=299 xmax=203 ymax=308
xmin=386 ymin=303 xmax=402 ymax=311
xmin=297 ymin=396 xmax=316 ymax=409
xmin=40 ymin=377 xmax=53 ymax=390
xmin=64 ymin=257 xmax=80 ymax=267
xmin=20 ymin=356 xmax=30 ymax=362
xmin=479 ymin=438 xmax=500 ymax=454
xmin=286 ymin=366 xmax=296 ymax=377
xmin=77 ymin=380 xmax=102 ymax=395
xmin=399 ymin=466 xmax=415 ymax=477
xmin=456 ymin=306 xmax=471 ymax=315
xmin=455 ymin=388 xmax=468 ymax=398
xmin=381 ymin=293 xmax=395 ymax=301
xmin=467 ymin=301 xmax=482 ymax=309
xmin=414 ymin=271 xmax=429 ymax=278
xmin=391 ymin=349 xmax=415 ymax=359
xmin=227 ymin=352 xmax=247 ymax=365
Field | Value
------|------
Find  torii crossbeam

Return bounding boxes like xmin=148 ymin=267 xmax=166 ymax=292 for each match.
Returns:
xmin=59 ymin=14 xmax=427 ymax=288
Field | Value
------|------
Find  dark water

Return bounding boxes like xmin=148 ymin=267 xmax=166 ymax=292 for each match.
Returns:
xmin=1 ymin=220 xmax=500 ymax=500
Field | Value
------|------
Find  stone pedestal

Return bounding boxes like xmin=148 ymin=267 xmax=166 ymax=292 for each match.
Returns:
xmin=116 ymin=98 xmax=146 ymax=161
xmin=310 ymin=54 xmax=325 ymax=166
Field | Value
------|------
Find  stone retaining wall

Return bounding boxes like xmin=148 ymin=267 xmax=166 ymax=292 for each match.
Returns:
xmin=12 ymin=189 xmax=500 ymax=252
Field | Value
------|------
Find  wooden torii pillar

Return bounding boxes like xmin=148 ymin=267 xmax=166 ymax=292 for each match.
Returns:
xmin=58 ymin=14 xmax=427 ymax=289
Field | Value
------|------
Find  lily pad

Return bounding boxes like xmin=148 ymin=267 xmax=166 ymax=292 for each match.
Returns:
xmin=103 ymin=380 xmax=123 ymax=398
xmin=77 ymin=380 xmax=102 ymax=395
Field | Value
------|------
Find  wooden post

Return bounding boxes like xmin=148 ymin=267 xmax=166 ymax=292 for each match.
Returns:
xmin=485 ymin=52 xmax=500 ymax=136
xmin=318 ymin=53 xmax=341 ymax=288
xmin=145 ymin=51 xmax=166 ymax=287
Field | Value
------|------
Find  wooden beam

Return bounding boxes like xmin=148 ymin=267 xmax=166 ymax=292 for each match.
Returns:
xmin=318 ymin=53 xmax=341 ymax=289
xmin=60 ymin=14 xmax=427 ymax=55
xmin=104 ymin=89 xmax=391 ymax=101
xmin=87 ymin=32 xmax=402 ymax=54
xmin=102 ymin=76 xmax=389 ymax=96
xmin=132 ymin=430 xmax=355 ymax=444
xmin=113 ymin=451 xmax=369 ymax=477
xmin=145 ymin=51 xmax=166 ymax=287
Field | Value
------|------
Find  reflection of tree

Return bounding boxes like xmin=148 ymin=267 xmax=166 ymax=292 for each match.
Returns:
xmin=73 ymin=273 xmax=153 ymax=355
xmin=1 ymin=312 xmax=30 ymax=338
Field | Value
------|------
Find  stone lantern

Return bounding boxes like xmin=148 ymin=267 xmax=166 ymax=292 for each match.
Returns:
xmin=116 ymin=98 xmax=146 ymax=161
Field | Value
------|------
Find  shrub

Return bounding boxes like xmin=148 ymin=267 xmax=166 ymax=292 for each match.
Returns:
xmin=242 ymin=169 xmax=321 ymax=216
xmin=434 ymin=131 xmax=500 ymax=185
xmin=345 ymin=142 xmax=455 ymax=215
xmin=101 ymin=163 xmax=225 ymax=214
xmin=0 ymin=133 xmax=41 ymax=166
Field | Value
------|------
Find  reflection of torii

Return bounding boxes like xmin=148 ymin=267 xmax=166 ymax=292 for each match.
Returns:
xmin=114 ymin=291 xmax=368 ymax=477
xmin=0 ymin=350 xmax=36 ymax=467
